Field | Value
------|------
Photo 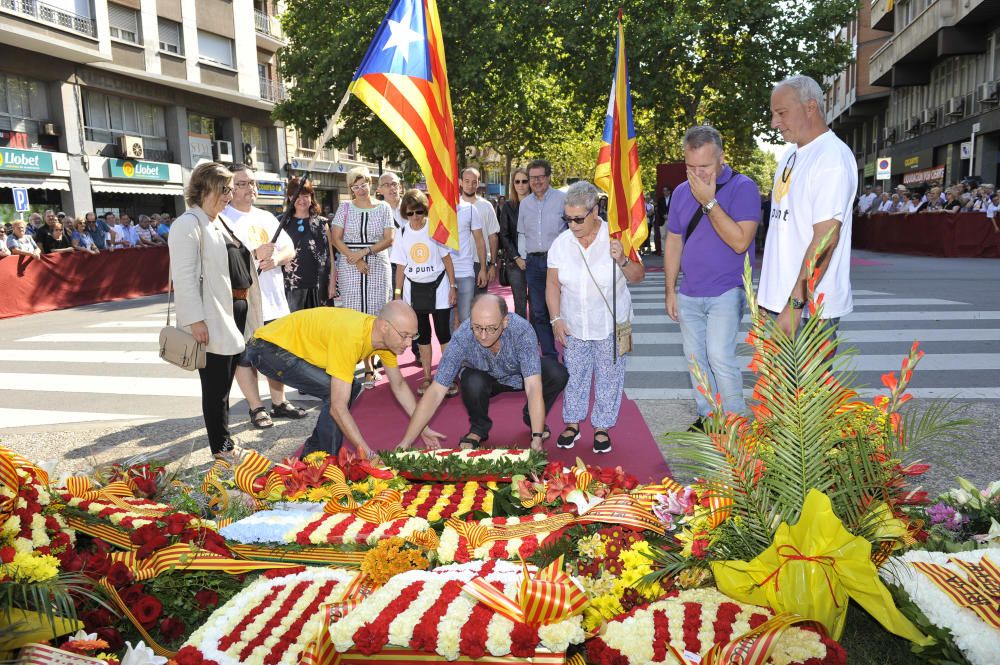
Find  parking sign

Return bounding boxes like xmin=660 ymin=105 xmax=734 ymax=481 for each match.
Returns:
xmin=12 ymin=187 xmax=30 ymax=213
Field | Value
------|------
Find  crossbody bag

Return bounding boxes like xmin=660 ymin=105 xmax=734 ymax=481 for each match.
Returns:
xmin=576 ymin=244 xmax=632 ymax=356
xmin=159 ymin=217 xmax=206 ymax=370
xmin=682 ymin=171 xmax=738 ymax=246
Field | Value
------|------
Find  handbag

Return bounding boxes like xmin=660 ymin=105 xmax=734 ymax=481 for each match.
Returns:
xmin=159 ymin=217 xmax=207 ymax=371
xmin=576 ymin=245 xmax=633 ymax=357
xmin=407 ymin=271 xmax=446 ymax=311
xmin=498 ymin=258 xmax=510 ymax=287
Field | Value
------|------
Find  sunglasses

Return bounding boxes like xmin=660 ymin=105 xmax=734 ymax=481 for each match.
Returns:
xmin=513 ymin=179 xmax=528 ymax=184
xmin=562 ymin=207 xmax=595 ymax=225
xmin=406 ymin=208 xmax=427 ymax=217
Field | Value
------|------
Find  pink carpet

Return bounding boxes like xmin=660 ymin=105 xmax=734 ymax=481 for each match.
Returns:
xmin=353 ymin=282 xmax=671 ymax=483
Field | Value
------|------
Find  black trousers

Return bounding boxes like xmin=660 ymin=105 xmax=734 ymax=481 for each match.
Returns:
xmin=460 ymin=356 xmax=569 ymax=438
xmin=197 ymin=298 xmax=248 ymax=454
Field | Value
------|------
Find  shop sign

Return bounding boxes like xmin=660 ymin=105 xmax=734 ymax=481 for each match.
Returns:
xmin=0 ymin=147 xmax=54 ymax=174
xmin=109 ymin=159 xmax=169 ymax=181
xmin=904 ymin=156 xmax=920 ymax=169
xmin=863 ymin=161 xmax=875 ymax=178
xmin=256 ymin=180 xmax=285 ymax=197
xmin=902 ymin=165 xmax=945 ymax=186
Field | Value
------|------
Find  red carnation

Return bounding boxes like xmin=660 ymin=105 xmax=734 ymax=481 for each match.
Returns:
xmin=353 ymin=626 xmax=389 ymax=656
xmin=81 ymin=608 xmax=116 ymax=631
xmin=60 ymin=550 xmax=84 ymax=572
xmin=159 ymin=615 xmax=187 ymax=642
xmin=106 ymin=561 xmax=133 ymax=587
xmin=0 ymin=546 xmax=15 ymax=564
xmin=264 ymin=567 xmax=305 ymax=580
xmin=194 ymin=588 xmax=220 ymax=610
xmin=510 ymin=623 xmax=538 ymax=658
xmin=131 ymin=475 xmax=158 ymax=497
xmin=95 ymin=626 xmax=124 ymax=652
xmin=163 ymin=513 xmax=191 ymax=535
xmin=174 ymin=646 xmax=207 ymax=665
xmin=133 ymin=595 xmax=163 ymax=627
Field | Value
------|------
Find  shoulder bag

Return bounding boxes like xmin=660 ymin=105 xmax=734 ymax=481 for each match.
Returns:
xmin=159 ymin=217 xmax=207 ymax=370
xmin=576 ymin=244 xmax=632 ymax=356
xmin=682 ymin=170 xmax=738 ymax=246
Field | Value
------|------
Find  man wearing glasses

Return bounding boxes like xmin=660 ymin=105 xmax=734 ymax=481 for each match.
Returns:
xmin=516 ymin=159 xmax=566 ymax=358
xmin=664 ymin=125 xmax=760 ymax=432
xmin=396 ymin=293 xmax=568 ymax=452
xmin=243 ymin=301 xmax=445 ymax=458
xmin=224 ymin=163 xmax=303 ymax=431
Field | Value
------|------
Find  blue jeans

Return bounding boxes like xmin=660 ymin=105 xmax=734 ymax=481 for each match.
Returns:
xmin=677 ymin=287 xmax=748 ymax=417
xmin=243 ymin=338 xmax=362 ymax=456
xmin=453 ymin=273 xmax=477 ymax=327
xmin=525 ymin=254 xmax=557 ymax=358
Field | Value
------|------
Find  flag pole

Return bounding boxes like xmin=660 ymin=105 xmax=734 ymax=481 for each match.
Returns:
xmin=304 ymin=87 xmax=353 ymax=174
xmin=612 ymin=239 xmax=618 ymax=364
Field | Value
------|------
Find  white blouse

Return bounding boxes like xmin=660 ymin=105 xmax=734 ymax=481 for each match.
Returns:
xmin=547 ymin=222 xmax=632 ymax=341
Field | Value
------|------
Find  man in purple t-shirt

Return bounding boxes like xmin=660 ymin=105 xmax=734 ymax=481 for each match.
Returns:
xmin=664 ymin=125 xmax=760 ymax=430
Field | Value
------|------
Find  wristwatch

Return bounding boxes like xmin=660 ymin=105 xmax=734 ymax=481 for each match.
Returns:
xmin=790 ymin=297 xmax=806 ymax=310
xmin=701 ymin=198 xmax=718 ymax=215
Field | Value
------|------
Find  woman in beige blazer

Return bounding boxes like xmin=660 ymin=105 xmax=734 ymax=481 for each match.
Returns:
xmin=168 ymin=162 xmax=263 ymax=461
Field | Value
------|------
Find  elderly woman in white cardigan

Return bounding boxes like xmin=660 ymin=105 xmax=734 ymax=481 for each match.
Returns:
xmin=545 ymin=181 xmax=644 ymax=454
xmin=169 ymin=162 xmax=263 ymax=461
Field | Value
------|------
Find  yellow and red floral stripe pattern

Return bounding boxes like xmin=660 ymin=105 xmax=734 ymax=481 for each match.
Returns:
xmin=912 ymin=557 xmax=1000 ymax=629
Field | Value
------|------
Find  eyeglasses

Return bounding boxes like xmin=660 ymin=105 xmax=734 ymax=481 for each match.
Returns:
xmin=386 ymin=319 xmax=418 ymax=342
xmin=471 ymin=323 xmax=502 ymax=336
xmin=513 ymin=179 xmax=529 ymax=184
xmin=562 ymin=206 xmax=596 ymax=225
xmin=380 ymin=182 xmax=400 ymax=189
xmin=406 ymin=208 xmax=427 ymax=217
xmin=528 ymin=174 xmax=549 ymax=181
xmin=234 ymin=181 xmax=257 ymax=189
xmin=351 ymin=182 xmax=369 ymax=191
xmin=221 ymin=185 xmax=234 ymax=195
xmin=781 ymin=152 xmax=797 ymax=183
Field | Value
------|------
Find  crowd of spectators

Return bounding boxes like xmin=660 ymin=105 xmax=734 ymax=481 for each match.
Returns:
xmin=2 ymin=208 xmax=175 ymax=257
xmin=856 ymin=182 xmax=1000 ymax=230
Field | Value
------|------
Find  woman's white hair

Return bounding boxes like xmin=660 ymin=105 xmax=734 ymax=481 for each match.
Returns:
xmin=774 ymin=75 xmax=824 ymax=107
xmin=564 ymin=180 xmax=600 ymax=211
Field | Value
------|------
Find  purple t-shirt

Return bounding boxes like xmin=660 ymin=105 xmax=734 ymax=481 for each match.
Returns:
xmin=668 ymin=166 xmax=760 ymax=297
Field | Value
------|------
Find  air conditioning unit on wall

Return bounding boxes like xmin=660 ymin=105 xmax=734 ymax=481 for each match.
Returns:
xmin=117 ymin=135 xmax=144 ymax=159
xmin=946 ymin=97 xmax=965 ymax=117
xmin=978 ymin=81 xmax=999 ymax=104
xmin=213 ymin=140 xmax=234 ymax=162
xmin=882 ymin=127 xmax=896 ymax=142
xmin=920 ymin=108 xmax=937 ymax=127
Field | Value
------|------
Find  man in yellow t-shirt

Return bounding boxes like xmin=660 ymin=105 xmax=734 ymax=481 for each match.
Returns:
xmin=244 ymin=301 xmax=444 ymax=457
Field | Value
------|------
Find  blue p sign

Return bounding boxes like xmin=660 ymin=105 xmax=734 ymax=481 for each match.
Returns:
xmin=12 ymin=187 xmax=29 ymax=213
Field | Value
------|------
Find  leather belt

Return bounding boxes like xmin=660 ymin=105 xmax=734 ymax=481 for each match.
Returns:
xmin=528 ymin=251 xmax=547 ymax=257
xmin=232 ymin=288 xmax=249 ymax=300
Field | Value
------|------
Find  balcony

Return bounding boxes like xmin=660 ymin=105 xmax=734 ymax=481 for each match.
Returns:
xmin=0 ymin=0 xmax=97 ymax=38
xmin=259 ymin=77 xmax=286 ymax=103
xmin=870 ymin=0 xmax=894 ymax=32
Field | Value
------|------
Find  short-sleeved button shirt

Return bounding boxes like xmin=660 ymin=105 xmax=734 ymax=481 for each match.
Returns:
xmin=433 ymin=314 xmax=541 ymax=390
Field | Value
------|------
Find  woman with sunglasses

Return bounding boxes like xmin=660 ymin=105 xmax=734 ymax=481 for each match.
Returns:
xmin=330 ymin=166 xmax=395 ymax=388
xmin=498 ymin=167 xmax=529 ymax=318
xmin=389 ymin=189 xmax=459 ymax=396
xmin=282 ymin=176 xmax=332 ymax=313
xmin=545 ymin=180 xmax=644 ymax=454
xmin=169 ymin=162 xmax=263 ymax=462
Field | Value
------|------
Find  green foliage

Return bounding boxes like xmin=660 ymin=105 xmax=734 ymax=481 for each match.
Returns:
xmin=0 ymin=573 xmax=105 ymax=645
xmin=883 ymin=586 xmax=973 ymax=665
xmin=276 ymin=0 xmax=855 ymax=184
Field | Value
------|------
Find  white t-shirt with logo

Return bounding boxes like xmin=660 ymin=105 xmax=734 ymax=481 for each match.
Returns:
xmin=224 ymin=205 xmax=293 ymax=321
xmin=759 ymin=130 xmax=856 ymax=319
xmin=470 ymin=196 xmax=499 ymax=262
xmin=389 ymin=222 xmax=451 ymax=309
xmin=450 ymin=201 xmax=483 ymax=278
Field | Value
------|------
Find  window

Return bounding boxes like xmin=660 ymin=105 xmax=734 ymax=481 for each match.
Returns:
xmin=108 ymin=3 xmax=140 ymax=44
xmin=241 ymin=123 xmax=272 ymax=170
xmin=82 ymin=90 xmax=168 ymax=152
xmin=0 ymin=74 xmax=50 ymax=147
xmin=158 ymin=18 xmax=183 ymax=55
xmin=198 ymin=31 xmax=234 ymax=68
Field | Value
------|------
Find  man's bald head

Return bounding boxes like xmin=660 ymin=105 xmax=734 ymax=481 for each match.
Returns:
xmin=380 ymin=299 xmax=418 ymax=329
xmin=471 ymin=293 xmax=507 ymax=320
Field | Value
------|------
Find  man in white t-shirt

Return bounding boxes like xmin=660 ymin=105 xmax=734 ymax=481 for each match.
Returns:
xmin=759 ymin=75 xmax=856 ymax=341
xmin=856 ymin=185 xmax=876 ymax=217
xmin=460 ymin=167 xmax=499 ymax=293
xmin=987 ymin=193 xmax=1000 ymax=233
xmin=223 ymin=164 xmax=303 ymax=429
xmin=451 ymin=200 xmax=487 ymax=328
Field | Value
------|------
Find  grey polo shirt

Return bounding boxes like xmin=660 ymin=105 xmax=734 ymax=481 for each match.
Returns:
xmin=516 ymin=187 xmax=566 ymax=254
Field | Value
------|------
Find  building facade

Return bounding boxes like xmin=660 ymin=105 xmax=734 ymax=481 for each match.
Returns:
xmin=0 ymin=0 xmax=289 ymax=220
xmin=826 ymin=0 xmax=1000 ymax=190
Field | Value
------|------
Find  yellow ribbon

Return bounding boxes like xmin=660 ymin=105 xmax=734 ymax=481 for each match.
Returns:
xmin=323 ymin=483 xmax=408 ymax=525
xmin=0 ymin=447 xmax=21 ymax=522
xmin=445 ymin=513 xmax=576 ymax=554
xmin=63 ymin=476 xmax=168 ymax=516
xmin=462 ymin=555 xmax=588 ymax=628
xmin=233 ymin=449 xmax=284 ymax=506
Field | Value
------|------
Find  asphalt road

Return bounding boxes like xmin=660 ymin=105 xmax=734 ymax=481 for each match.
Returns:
xmin=1 ymin=248 xmax=997 ymax=495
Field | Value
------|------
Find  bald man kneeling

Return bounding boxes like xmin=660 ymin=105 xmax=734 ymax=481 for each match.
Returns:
xmin=243 ymin=301 xmax=444 ymax=458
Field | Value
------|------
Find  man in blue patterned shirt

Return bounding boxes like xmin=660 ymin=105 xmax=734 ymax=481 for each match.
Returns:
xmin=396 ymin=294 xmax=568 ymax=452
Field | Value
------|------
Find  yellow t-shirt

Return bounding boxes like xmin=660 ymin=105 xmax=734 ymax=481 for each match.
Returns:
xmin=254 ymin=308 xmax=398 ymax=383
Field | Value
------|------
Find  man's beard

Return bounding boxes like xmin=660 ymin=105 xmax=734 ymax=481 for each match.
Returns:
xmin=462 ymin=188 xmax=477 ymax=198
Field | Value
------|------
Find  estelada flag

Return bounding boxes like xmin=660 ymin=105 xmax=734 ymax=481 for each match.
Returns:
xmin=594 ymin=13 xmax=647 ymax=260
xmin=350 ymin=0 xmax=459 ymax=249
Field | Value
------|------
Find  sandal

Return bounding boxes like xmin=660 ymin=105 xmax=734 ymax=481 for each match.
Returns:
xmin=271 ymin=401 xmax=306 ymax=419
xmin=446 ymin=383 xmax=460 ymax=398
xmin=249 ymin=406 xmax=273 ymax=429
xmin=556 ymin=425 xmax=580 ymax=450
xmin=593 ymin=430 xmax=612 ymax=454
xmin=417 ymin=377 xmax=433 ymax=395
xmin=459 ymin=432 xmax=486 ymax=450
xmin=363 ymin=371 xmax=378 ymax=390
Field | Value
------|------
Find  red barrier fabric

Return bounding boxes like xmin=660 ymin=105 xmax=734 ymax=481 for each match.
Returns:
xmin=853 ymin=212 xmax=1000 ymax=258
xmin=0 ymin=246 xmax=169 ymax=319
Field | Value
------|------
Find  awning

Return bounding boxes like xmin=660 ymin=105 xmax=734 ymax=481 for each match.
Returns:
xmin=0 ymin=176 xmax=70 ymax=191
xmin=255 ymin=195 xmax=285 ymax=206
xmin=91 ymin=181 xmax=185 ymax=196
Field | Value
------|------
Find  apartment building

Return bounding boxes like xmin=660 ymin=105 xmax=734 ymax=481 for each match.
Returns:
xmin=0 ymin=0 xmax=289 ymax=218
xmin=826 ymin=0 xmax=1000 ymax=189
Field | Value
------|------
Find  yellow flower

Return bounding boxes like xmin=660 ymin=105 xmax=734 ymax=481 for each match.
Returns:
xmin=576 ymin=534 xmax=606 ymax=559
xmin=360 ymin=537 xmax=429 ymax=587
xmin=303 ymin=451 xmax=329 ymax=464
xmin=3 ymin=551 xmax=60 ymax=582
xmin=582 ymin=594 xmax=624 ymax=632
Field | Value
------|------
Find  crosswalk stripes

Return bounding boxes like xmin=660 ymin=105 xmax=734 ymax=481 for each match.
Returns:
xmin=624 ymin=272 xmax=1000 ymax=400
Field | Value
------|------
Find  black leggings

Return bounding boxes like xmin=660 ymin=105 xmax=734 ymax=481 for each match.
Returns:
xmin=197 ymin=298 xmax=248 ymax=454
xmin=416 ymin=308 xmax=452 ymax=346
